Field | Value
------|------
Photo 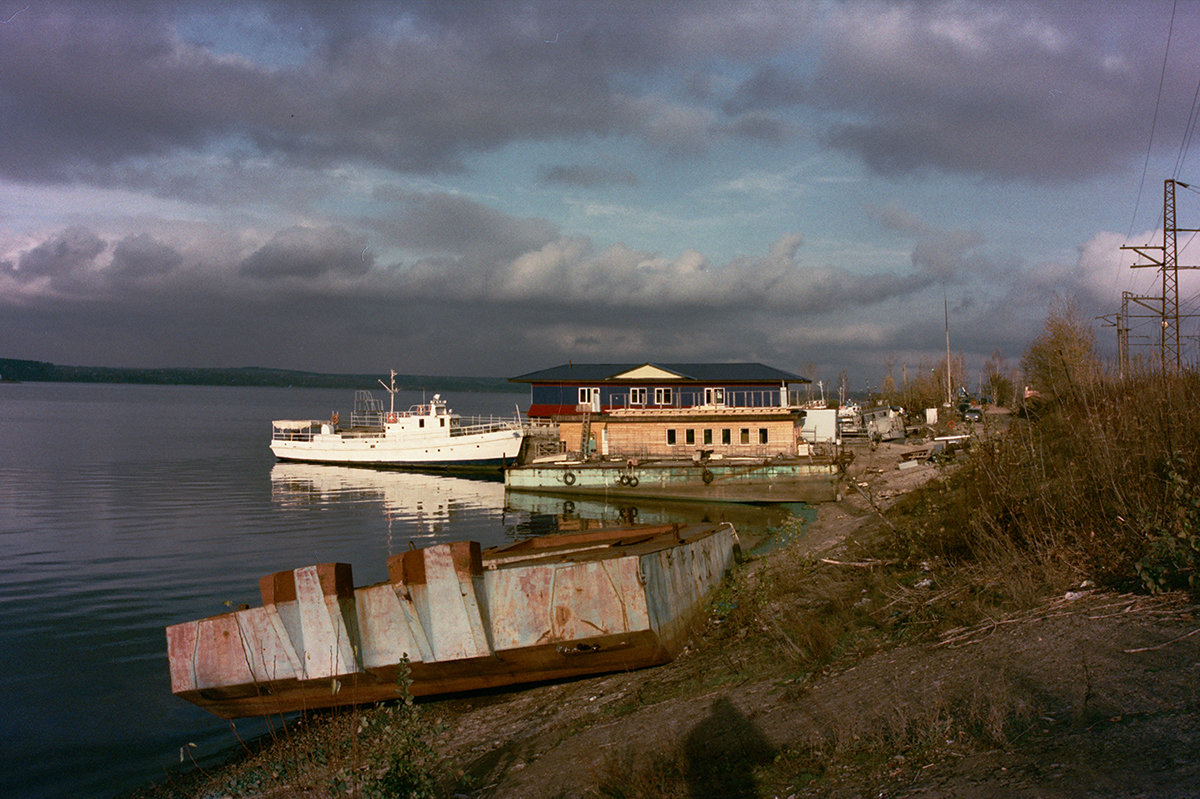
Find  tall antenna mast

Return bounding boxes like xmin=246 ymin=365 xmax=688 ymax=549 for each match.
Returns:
xmin=944 ymin=285 xmax=952 ymax=406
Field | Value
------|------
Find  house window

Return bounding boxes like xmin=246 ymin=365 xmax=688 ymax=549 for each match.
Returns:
xmin=666 ymin=429 xmax=677 ymax=445
xmin=721 ymin=428 xmax=731 ymax=445
xmin=759 ymin=428 xmax=768 ymax=444
xmin=703 ymin=429 xmax=713 ymax=445
xmin=630 ymin=387 xmax=647 ymax=405
xmin=685 ymin=429 xmax=695 ymax=445
xmin=740 ymin=428 xmax=750 ymax=445
xmin=654 ymin=387 xmax=673 ymax=405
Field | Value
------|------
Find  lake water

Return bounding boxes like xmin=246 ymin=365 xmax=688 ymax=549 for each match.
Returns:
xmin=0 ymin=381 xmax=805 ymax=798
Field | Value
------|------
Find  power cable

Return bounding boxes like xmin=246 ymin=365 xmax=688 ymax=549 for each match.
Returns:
xmin=1127 ymin=0 xmax=1177 ymax=241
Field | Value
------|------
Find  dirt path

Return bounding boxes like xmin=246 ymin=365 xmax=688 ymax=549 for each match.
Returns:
xmin=421 ymin=442 xmax=1200 ymax=797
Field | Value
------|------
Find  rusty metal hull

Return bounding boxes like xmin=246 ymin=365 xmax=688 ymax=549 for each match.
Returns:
xmin=166 ymin=523 xmax=739 ymax=718
xmin=505 ymin=458 xmax=843 ymax=503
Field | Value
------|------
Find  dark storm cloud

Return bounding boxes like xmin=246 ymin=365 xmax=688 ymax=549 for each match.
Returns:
xmin=240 ymin=225 xmax=371 ymax=279
xmin=730 ymin=1 xmax=1196 ymax=180
xmin=0 ymin=6 xmax=280 ymax=181
xmin=0 ymin=1 xmax=810 ymax=183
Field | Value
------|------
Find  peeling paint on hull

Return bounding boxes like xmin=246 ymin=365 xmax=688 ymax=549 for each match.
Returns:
xmin=166 ymin=523 xmax=739 ymax=718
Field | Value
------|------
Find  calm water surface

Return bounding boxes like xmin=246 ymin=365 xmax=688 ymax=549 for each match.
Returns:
xmin=0 ymin=382 xmax=803 ymax=798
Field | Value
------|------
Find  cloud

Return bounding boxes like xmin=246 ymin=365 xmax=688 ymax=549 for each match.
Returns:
xmin=539 ymin=165 xmax=639 ymax=188
xmin=727 ymin=1 xmax=1196 ymax=180
xmin=367 ymin=192 xmax=559 ymax=261
xmin=13 ymin=226 xmax=105 ymax=282
xmin=240 ymin=225 xmax=371 ymax=279
xmin=869 ymin=204 xmax=988 ymax=281
xmin=109 ymin=233 xmax=184 ymax=279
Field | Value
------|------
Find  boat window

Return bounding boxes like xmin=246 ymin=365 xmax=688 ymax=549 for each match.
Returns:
xmin=630 ymin=387 xmax=647 ymax=405
xmin=419 ymin=419 xmax=424 ymax=428
xmin=703 ymin=428 xmax=713 ymax=445
xmin=441 ymin=418 xmax=446 ymax=427
xmin=759 ymin=428 xmax=768 ymax=444
xmin=654 ymin=387 xmax=673 ymax=405
xmin=666 ymin=429 xmax=677 ymax=445
xmin=685 ymin=429 xmax=695 ymax=445
xmin=740 ymin=428 xmax=750 ymax=444
xmin=721 ymin=428 xmax=731 ymax=445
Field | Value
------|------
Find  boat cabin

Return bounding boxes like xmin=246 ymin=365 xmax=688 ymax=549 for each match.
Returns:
xmin=512 ymin=362 xmax=808 ymax=417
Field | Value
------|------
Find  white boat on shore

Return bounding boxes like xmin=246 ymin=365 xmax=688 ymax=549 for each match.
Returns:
xmin=270 ymin=372 xmax=524 ymax=471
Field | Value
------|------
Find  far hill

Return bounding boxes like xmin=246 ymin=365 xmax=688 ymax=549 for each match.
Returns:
xmin=0 ymin=358 xmax=521 ymax=393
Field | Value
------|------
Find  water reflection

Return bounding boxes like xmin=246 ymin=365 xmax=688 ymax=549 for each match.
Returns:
xmin=269 ymin=462 xmax=809 ymax=555
xmin=505 ymin=491 xmax=808 ymax=550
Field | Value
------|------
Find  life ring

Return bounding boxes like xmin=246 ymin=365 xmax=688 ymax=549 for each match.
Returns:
xmin=331 ymin=412 xmax=339 ymax=425
xmin=563 ymin=500 xmax=575 ymax=514
xmin=947 ymin=420 xmax=956 ymax=429
xmin=618 ymin=475 xmax=630 ymax=486
xmin=702 ymin=468 xmax=714 ymax=485
xmin=563 ymin=471 xmax=576 ymax=485
xmin=387 ymin=412 xmax=398 ymax=424
xmin=628 ymin=475 xmax=639 ymax=488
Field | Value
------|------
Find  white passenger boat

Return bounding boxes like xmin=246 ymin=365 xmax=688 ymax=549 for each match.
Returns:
xmin=270 ymin=372 xmax=524 ymax=471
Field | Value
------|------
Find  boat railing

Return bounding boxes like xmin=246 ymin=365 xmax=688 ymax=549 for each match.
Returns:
xmin=271 ymin=421 xmax=322 ymax=442
xmin=351 ymin=390 xmax=385 ymax=428
xmin=449 ymin=415 xmax=524 ymax=437
xmin=350 ymin=410 xmax=385 ymax=429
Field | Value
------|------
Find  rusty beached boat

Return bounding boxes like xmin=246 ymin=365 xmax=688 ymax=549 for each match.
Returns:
xmin=167 ymin=522 xmax=740 ymax=718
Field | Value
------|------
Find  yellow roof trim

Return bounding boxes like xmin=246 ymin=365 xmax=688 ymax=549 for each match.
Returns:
xmin=611 ymin=364 xmax=685 ymax=380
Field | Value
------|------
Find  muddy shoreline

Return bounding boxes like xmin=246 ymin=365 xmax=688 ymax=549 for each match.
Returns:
xmin=419 ymin=441 xmax=1200 ymax=797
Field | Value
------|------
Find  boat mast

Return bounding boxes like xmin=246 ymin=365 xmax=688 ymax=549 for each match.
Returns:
xmin=378 ymin=370 xmax=398 ymax=415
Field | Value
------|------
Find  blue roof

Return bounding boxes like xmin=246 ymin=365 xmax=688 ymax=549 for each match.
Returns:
xmin=510 ymin=362 xmax=808 ymax=383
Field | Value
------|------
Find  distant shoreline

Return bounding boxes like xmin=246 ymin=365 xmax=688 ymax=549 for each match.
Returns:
xmin=0 ymin=357 xmax=522 ymax=393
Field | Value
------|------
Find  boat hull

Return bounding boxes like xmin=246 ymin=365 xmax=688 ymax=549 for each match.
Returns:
xmin=270 ymin=429 xmax=523 ymax=470
xmin=505 ymin=458 xmax=842 ymax=503
xmin=166 ymin=523 xmax=739 ymax=718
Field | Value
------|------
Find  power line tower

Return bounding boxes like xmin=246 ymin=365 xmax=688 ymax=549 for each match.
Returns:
xmin=1120 ymin=178 xmax=1199 ymax=371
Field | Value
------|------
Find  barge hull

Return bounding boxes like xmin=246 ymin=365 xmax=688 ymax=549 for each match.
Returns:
xmin=505 ymin=459 xmax=841 ymax=503
xmin=167 ymin=523 xmax=738 ymax=718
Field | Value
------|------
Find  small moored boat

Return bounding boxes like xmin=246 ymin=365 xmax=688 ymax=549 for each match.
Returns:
xmin=269 ymin=371 xmax=524 ymax=471
xmin=166 ymin=522 xmax=740 ymax=718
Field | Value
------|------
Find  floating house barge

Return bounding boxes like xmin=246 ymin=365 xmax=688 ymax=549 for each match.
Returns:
xmin=167 ymin=522 xmax=739 ymax=719
xmin=506 ymin=363 xmax=846 ymax=503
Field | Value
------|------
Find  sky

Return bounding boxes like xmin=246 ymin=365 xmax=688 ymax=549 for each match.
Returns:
xmin=3 ymin=0 xmax=1200 ymax=389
